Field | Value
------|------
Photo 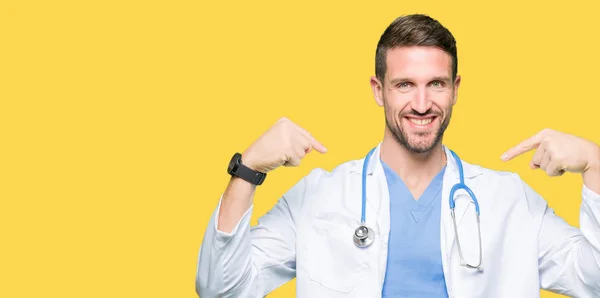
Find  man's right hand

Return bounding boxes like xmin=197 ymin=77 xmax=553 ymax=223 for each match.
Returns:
xmin=216 ymin=117 xmax=326 ymax=233
xmin=241 ymin=117 xmax=328 ymax=174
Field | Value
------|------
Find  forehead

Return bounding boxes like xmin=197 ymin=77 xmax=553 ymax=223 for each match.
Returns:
xmin=385 ymin=46 xmax=452 ymax=80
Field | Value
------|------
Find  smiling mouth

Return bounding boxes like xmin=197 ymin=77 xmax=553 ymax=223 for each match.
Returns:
xmin=408 ymin=118 xmax=433 ymax=125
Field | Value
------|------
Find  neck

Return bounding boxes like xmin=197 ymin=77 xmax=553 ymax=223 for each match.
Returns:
xmin=380 ymin=129 xmax=447 ymax=193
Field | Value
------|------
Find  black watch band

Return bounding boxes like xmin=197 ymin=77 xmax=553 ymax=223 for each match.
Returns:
xmin=227 ymin=153 xmax=266 ymax=185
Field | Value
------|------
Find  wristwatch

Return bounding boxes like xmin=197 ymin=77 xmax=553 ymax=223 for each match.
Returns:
xmin=227 ymin=153 xmax=266 ymax=185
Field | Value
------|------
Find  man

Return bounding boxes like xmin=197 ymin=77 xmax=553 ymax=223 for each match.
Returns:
xmin=196 ymin=14 xmax=600 ymax=297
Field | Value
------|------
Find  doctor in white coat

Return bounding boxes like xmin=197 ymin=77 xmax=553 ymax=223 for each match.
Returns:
xmin=196 ymin=14 xmax=600 ymax=298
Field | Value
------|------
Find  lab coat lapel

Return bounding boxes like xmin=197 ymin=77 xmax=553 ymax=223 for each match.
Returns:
xmin=441 ymin=148 xmax=460 ymax=285
xmin=441 ymin=146 xmax=470 ymax=244
xmin=440 ymin=146 xmax=482 ymax=291
xmin=358 ymin=143 xmax=389 ymax=239
xmin=354 ymin=143 xmax=390 ymax=290
xmin=371 ymin=147 xmax=391 ymax=291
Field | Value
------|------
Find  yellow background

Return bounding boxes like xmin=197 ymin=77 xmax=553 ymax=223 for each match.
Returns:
xmin=1 ymin=0 xmax=599 ymax=297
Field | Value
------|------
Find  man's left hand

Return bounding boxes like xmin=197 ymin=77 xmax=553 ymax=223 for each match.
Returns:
xmin=501 ymin=128 xmax=600 ymax=176
xmin=501 ymin=128 xmax=600 ymax=193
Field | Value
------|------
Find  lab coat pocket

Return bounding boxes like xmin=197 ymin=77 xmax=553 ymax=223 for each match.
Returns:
xmin=302 ymin=217 xmax=370 ymax=294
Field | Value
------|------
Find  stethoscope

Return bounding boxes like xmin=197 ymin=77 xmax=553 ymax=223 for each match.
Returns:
xmin=353 ymin=147 xmax=483 ymax=270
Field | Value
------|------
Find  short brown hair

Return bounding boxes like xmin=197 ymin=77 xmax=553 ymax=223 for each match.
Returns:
xmin=375 ymin=14 xmax=458 ymax=84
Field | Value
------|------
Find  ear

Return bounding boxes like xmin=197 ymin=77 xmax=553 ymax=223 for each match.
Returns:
xmin=452 ymin=74 xmax=461 ymax=105
xmin=370 ymin=76 xmax=384 ymax=107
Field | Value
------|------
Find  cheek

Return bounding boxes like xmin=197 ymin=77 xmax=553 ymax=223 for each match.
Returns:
xmin=384 ymin=91 xmax=413 ymax=110
xmin=383 ymin=104 xmax=404 ymax=124
xmin=428 ymin=88 xmax=452 ymax=99
xmin=428 ymin=92 xmax=454 ymax=111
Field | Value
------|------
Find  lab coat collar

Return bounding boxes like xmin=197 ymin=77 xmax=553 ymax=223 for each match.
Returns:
xmin=349 ymin=142 xmax=484 ymax=294
xmin=349 ymin=142 xmax=484 ymax=241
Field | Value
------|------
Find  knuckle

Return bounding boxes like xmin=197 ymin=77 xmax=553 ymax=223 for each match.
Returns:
xmin=283 ymin=117 xmax=296 ymax=126
xmin=276 ymin=117 xmax=291 ymax=127
xmin=542 ymin=128 xmax=554 ymax=135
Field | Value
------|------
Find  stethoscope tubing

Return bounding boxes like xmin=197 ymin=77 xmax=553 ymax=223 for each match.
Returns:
xmin=356 ymin=146 xmax=483 ymax=270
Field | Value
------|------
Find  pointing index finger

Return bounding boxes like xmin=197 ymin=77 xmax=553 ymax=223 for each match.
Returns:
xmin=295 ymin=125 xmax=328 ymax=154
xmin=306 ymin=134 xmax=328 ymax=154
xmin=501 ymin=130 xmax=547 ymax=161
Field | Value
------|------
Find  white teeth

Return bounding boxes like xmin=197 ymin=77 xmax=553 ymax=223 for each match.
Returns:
xmin=409 ymin=118 xmax=433 ymax=125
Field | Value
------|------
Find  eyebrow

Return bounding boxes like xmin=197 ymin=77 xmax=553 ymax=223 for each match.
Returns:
xmin=388 ymin=77 xmax=410 ymax=85
xmin=389 ymin=76 xmax=452 ymax=85
xmin=431 ymin=76 xmax=452 ymax=84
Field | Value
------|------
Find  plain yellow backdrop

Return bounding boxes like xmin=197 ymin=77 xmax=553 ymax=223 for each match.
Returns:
xmin=1 ymin=0 xmax=599 ymax=297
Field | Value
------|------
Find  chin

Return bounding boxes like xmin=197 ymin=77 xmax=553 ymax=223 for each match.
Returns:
xmin=386 ymin=115 xmax=447 ymax=154
xmin=404 ymin=134 xmax=440 ymax=153
xmin=407 ymin=143 xmax=436 ymax=153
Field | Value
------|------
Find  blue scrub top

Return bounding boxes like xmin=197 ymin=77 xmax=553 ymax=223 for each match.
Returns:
xmin=380 ymin=159 xmax=449 ymax=297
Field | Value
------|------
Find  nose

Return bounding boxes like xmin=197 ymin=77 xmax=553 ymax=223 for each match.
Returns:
xmin=410 ymin=88 xmax=433 ymax=114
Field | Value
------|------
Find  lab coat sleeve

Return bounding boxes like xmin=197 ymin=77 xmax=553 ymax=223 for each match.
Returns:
xmin=195 ymin=175 xmax=310 ymax=298
xmin=521 ymin=176 xmax=600 ymax=297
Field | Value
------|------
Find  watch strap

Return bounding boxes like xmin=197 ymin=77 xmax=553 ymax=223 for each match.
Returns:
xmin=234 ymin=162 xmax=266 ymax=185
xmin=228 ymin=153 xmax=266 ymax=185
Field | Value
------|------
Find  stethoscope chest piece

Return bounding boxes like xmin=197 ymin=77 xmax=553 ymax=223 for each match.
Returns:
xmin=353 ymin=224 xmax=374 ymax=248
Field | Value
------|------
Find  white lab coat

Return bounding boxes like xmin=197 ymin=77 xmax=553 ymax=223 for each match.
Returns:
xmin=196 ymin=144 xmax=600 ymax=298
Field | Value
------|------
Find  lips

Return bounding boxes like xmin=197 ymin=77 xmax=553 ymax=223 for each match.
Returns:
xmin=403 ymin=115 xmax=438 ymax=129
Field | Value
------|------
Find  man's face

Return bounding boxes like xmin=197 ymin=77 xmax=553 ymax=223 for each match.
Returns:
xmin=371 ymin=46 xmax=461 ymax=153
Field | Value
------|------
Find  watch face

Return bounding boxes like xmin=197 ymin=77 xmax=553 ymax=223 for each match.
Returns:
xmin=228 ymin=153 xmax=240 ymax=173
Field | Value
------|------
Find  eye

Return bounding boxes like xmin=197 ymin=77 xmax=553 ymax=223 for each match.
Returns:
xmin=396 ymin=82 xmax=412 ymax=89
xmin=430 ymin=80 xmax=444 ymax=88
